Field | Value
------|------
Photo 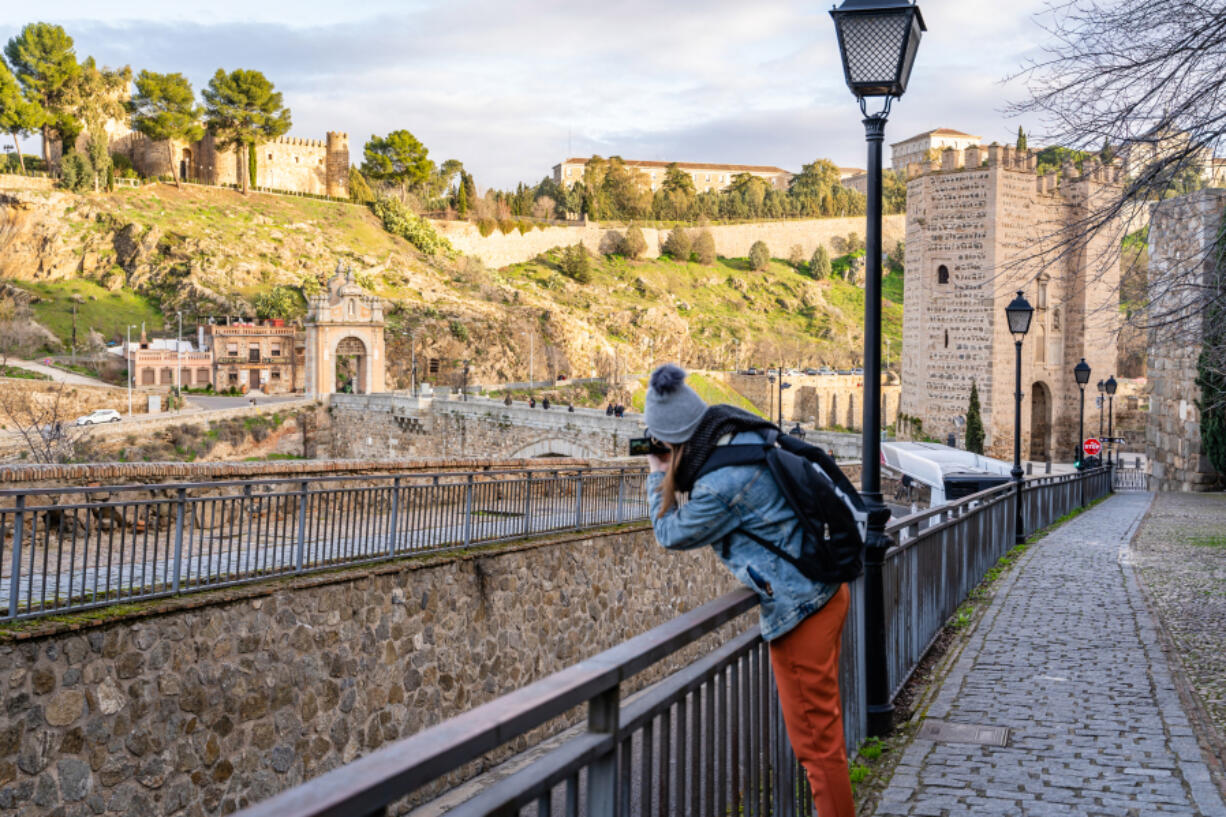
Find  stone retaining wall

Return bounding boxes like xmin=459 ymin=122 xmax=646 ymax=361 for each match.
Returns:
xmin=432 ymin=215 xmax=905 ymax=269
xmin=0 ymin=524 xmax=738 ymax=816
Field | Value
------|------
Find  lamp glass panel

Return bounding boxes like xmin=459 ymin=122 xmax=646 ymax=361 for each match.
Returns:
xmin=1006 ymin=306 xmax=1033 ymax=336
xmin=838 ymin=12 xmax=910 ymax=92
xmin=897 ymin=14 xmax=923 ymax=92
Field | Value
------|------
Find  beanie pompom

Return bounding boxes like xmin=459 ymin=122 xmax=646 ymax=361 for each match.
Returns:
xmin=649 ymin=364 xmax=687 ymax=396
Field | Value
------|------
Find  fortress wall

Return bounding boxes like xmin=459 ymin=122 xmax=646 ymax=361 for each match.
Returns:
xmin=433 ymin=215 xmax=905 ymax=269
xmin=255 ymin=139 xmax=329 ymax=196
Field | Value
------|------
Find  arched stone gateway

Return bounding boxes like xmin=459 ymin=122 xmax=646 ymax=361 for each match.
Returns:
xmin=304 ymin=264 xmax=386 ymax=397
xmin=1030 ymin=381 xmax=1053 ymax=461
xmin=334 ymin=336 xmax=369 ymax=394
xmin=509 ymin=439 xmax=600 ymax=460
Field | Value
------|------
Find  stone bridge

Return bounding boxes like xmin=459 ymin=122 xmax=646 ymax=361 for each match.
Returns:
xmin=327 ymin=393 xmax=645 ymax=460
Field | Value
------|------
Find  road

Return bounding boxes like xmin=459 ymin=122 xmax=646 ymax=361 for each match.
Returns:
xmin=8 ymin=359 xmax=118 ymax=388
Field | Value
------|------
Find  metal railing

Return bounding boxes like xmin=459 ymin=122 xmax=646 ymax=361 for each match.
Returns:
xmin=233 ymin=467 xmax=1111 ymax=817
xmin=1112 ymin=464 xmax=1147 ymax=491
xmin=0 ymin=467 xmax=647 ymax=621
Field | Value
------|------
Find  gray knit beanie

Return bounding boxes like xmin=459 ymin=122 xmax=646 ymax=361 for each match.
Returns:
xmin=644 ymin=364 xmax=708 ymax=444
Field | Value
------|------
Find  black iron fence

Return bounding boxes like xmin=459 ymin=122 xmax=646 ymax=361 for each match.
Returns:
xmin=0 ymin=467 xmax=647 ymax=621
xmin=232 ymin=467 xmax=1111 ymax=817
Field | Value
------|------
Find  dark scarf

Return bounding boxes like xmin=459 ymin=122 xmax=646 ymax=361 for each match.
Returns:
xmin=674 ymin=405 xmax=777 ymax=493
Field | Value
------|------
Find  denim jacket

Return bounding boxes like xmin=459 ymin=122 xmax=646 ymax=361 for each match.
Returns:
xmin=646 ymin=429 xmax=839 ymax=642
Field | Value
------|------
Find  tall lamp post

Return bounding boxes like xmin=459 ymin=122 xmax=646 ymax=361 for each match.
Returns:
xmin=831 ymin=0 xmax=926 ymax=738
xmin=1103 ymin=380 xmax=1113 ymax=441
xmin=1074 ymin=358 xmax=1091 ymax=506
xmin=1105 ymin=375 xmax=1118 ymax=471
xmin=126 ymin=324 xmax=137 ymax=416
xmin=1005 ymin=292 xmax=1034 ymax=546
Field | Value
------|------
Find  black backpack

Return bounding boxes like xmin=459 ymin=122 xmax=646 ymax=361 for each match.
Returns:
xmin=694 ymin=428 xmax=868 ymax=584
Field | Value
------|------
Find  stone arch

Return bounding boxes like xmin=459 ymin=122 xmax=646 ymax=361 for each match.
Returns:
xmin=509 ymin=439 xmax=599 ymax=459
xmin=180 ymin=147 xmax=192 ymax=181
xmin=937 ymin=264 xmax=950 ymax=285
xmin=334 ymin=335 xmax=368 ymax=394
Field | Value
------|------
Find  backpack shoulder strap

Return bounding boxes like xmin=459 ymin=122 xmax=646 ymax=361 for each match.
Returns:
xmin=693 ymin=443 xmax=769 ymax=481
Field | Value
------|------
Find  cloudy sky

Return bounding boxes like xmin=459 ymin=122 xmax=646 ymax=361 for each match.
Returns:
xmin=2 ymin=0 xmax=1054 ymax=189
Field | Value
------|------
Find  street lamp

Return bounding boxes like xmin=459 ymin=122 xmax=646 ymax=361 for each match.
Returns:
xmin=1005 ymin=291 xmax=1034 ymax=546
xmin=1097 ymin=379 xmax=1106 ymax=439
xmin=1073 ymin=359 xmax=1091 ymax=463
xmin=126 ymin=324 xmax=138 ymax=416
xmin=521 ymin=331 xmax=535 ymax=397
xmin=830 ymin=0 xmax=925 ymax=739
xmin=1074 ymin=358 xmax=1091 ymax=507
xmin=778 ymin=363 xmax=793 ymax=427
xmin=1105 ymin=375 xmax=1118 ymax=471
xmin=176 ymin=311 xmax=183 ymax=406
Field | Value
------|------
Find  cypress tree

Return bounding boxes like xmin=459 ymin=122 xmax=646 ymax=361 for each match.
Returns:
xmin=966 ymin=380 xmax=985 ymax=454
xmin=456 ymin=179 xmax=468 ymax=217
xmin=1016 ymin=126 xmax=1027 ymax=152
xmin=248 ymin=144 xmax=258 ymax=188
xmin=810 ymin=245 xmax=832 ymax=280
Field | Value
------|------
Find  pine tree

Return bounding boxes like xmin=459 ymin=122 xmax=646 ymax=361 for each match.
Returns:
xmin=0 ymin=59 xmax=44 ymax=174
xmin=202 ymin=68 xmax=291 ymax=194
xmin=4 ymin=23 xmax=79 ymax=169
xmin=128 ymin=71 xmax=203 ymax=188
xmin=966 ymin=380 xmax=985 ymax=454
xmin=1016 ymin=126 xmax=1027 ymax=152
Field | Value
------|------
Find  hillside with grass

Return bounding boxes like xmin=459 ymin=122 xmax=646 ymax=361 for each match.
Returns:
xmin=1 ymin=183 xmax=902 ymax=384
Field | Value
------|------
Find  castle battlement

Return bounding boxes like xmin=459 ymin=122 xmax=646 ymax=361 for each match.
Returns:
xmin=906 ymin=141 xmax=1123 ymax=195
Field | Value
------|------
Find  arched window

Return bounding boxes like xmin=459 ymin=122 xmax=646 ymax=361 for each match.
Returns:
xmin=937 ymin=265 xmax=950 ymax=284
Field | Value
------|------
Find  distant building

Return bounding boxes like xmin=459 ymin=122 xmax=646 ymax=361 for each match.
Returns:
xmin=124 ymin=331 xmax=212 ymax=389
xmin=552 ymin=157 xmax=793 ymax=193
xmin=890 ymin=128 xmax=981 ymax=172
xmin=199 ymin=322 xmax=303 ymax=394
xmin=839 ymin=166 xmax=869 ymax=195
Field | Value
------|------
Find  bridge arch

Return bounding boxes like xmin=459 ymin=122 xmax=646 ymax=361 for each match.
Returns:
xmin=510 ymin=439 xmax=600 ymax=459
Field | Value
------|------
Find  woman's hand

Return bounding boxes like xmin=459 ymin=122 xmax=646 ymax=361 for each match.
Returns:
xmin=647 ymin=451 xmax=672 ymax=473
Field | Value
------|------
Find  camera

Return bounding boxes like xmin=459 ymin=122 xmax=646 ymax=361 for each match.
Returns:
xmin=629 ymin=437 xmax=671 ymax=457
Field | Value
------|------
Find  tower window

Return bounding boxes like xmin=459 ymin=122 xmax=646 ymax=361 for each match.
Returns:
xmin=944 ymin=329 xmax=949 ymax=348
xmin=937 ymin=265 xmax=950 ymax=285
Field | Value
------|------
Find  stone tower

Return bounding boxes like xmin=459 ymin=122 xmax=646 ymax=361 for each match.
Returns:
xmin=901 ymin=142 xmax=1122 ymax=460
xmin=325 ymin=132 xmax=350 ymax=199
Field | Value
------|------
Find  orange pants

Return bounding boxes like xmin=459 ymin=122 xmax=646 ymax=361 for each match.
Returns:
xmin=769 ymin=583 xmax=855 ymax=817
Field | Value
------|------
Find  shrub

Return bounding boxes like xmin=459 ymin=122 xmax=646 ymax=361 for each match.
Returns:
xmin=370 ymin=197 xmax=455 ymax=257
xmin=844 ymin=232 xmax=864 ymax=254
xmin=663 ymin=226 xmax=692 ymax=261
xmin=966 ymin=381 xmax=985 ymax=454
xmin=477 ymin=218 xmax=496 ymax=237
xmin=693 ymin=229 xmax=716 ymax=265
xmin=810 ymin=245 xmax=832 ymax=279
xmin=560 ymin=243 xmax=592 ymax=283
xmin=449 ymin=320 xmax=470 ymax=342
xmin=59 ymin=152 xmax=94 ymax=193
xmin=749 ymin=240 xmax=770 ymax=271
xmin=498 ymin=218 xmax=515 ymax=235
xmin=622 ymin=224 xmax=647 ymax=260
xmin=516 ymin=220 xmax=531 ymax=235
xmin=348 ymin=167 xmax=376 ymax=204
xmin=788 ymin=244 xmax=806 ymax=269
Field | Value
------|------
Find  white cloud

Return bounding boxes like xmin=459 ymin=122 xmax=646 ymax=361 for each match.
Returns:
xmin=2 ymin=0 xmax=1055 ymax=187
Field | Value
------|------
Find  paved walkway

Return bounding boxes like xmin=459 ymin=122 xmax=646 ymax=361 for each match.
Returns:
xmin=9 ymin=359 xmax=117 ymax=387
xmin=875 ymin=492 xmax=1226 ymax=817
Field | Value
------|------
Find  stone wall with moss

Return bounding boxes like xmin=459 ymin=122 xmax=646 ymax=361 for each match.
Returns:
xmin=0 ymin=523 xmax=738 ymax=816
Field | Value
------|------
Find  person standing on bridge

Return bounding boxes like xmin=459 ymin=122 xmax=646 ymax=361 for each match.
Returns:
xmin=643 ymin=363 xmax=855 ymax=817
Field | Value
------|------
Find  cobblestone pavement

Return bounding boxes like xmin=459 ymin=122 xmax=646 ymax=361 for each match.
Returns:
xmin=1129 ymin=492 xmax=1226 ymax=753
xmin=874 ymin=493 xmax=1226 ymax=817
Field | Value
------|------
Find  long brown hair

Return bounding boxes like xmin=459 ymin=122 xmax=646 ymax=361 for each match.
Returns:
xmin=655 ymin=444 xmax=685 ymax=519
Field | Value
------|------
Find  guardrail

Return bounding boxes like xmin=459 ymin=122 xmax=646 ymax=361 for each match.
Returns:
xmin=0 ymin=466 xmax=647 ymax=621
xmin=233 ymin=467 xmax=1112 ymax=817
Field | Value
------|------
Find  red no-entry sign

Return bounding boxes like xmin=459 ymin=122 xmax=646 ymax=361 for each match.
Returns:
xmin=1083 ymin=438 xmax=1102 ymax=457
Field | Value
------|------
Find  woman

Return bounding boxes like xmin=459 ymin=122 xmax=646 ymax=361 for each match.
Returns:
xmin=643 ymin=363 xmax=854 ymax=817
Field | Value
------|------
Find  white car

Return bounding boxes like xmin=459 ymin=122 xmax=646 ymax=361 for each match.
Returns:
xmin=75 ymin=409 xmax=122 ymax=426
